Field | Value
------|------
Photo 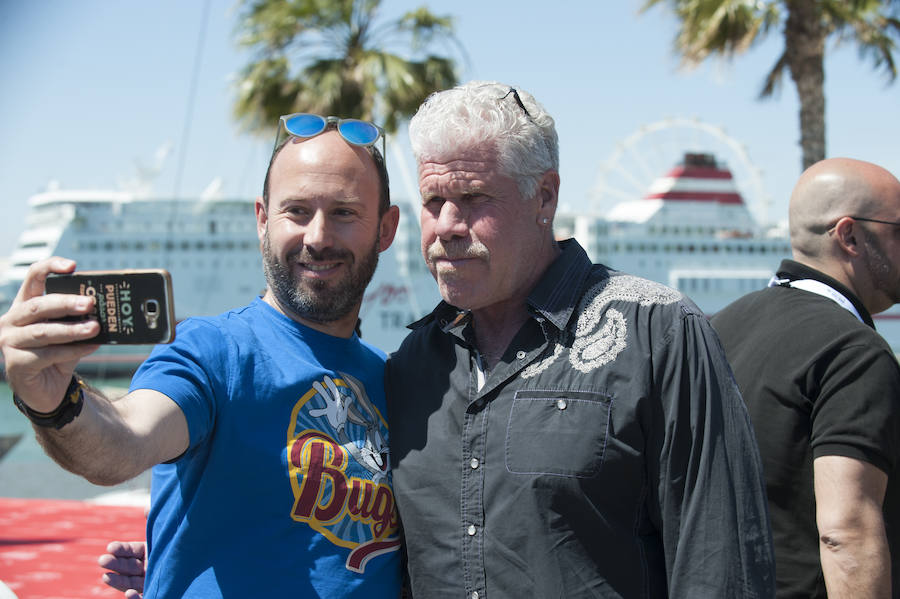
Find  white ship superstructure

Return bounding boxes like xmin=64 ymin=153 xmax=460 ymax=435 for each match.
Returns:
xmin=556 ymin=152 xmax=792 ymax=314
xmin=3 ymin=189 xmax=264 ymax=319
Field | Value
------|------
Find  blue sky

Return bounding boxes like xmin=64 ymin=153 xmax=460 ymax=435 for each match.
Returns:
xmin=1 ymin=1 xmax=898 ymax=259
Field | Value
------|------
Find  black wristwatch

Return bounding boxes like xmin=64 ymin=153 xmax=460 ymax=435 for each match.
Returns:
xmin=13 ymin=375 xmax=86 ymax=430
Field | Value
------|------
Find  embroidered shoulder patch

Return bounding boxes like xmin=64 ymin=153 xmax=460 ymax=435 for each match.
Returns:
xmin=523 ymin=272 xmax=682 ymax=377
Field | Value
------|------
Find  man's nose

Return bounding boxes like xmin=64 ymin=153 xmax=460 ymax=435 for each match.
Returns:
xmin=304 ymin=210 xmax=333 ymax=249
xmin=434 ymin=200 xmax=468 ymax=239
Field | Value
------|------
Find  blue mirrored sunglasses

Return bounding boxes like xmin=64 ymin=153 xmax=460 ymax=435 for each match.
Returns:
xmin=274 ymin=113 xmax=386 ymax=161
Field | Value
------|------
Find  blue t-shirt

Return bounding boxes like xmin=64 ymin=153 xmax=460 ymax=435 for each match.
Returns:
xmin=130 ymin=297 xmax=401 ymax=598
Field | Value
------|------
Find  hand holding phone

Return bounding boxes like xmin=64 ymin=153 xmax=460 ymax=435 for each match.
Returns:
xmin=45 ymin=270 xmax=176 ymax=344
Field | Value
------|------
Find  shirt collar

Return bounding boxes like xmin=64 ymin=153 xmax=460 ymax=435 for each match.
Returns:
xmin=525 ymin=238 xmax=593 ymax=330
xmin=408 ymin=238 xmax=594 ymax=336
xmin=775 ymin=259 xmax=875 ymax=328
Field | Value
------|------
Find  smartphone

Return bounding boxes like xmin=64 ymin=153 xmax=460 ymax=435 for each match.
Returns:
xmin=45 ymin=269 xmax=176 ymax=344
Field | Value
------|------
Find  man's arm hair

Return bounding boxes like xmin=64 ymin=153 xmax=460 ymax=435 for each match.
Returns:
xmin=35 ymin=386 xmax=189 ymax=486
xmin=814 ymin=454 xmax=890 ymax=598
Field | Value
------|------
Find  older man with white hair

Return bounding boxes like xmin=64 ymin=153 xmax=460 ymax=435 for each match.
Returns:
xmin=387 ymin=81 xmax=776 ymax=598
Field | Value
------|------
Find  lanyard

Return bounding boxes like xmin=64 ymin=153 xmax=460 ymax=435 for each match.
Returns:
xmin=768 ymin=277 xmax=864 ymax=324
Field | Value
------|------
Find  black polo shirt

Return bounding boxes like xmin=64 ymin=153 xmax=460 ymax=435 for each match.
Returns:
xmin=711 ymin=259 xmax=900 ymax=598
xmin=388 ymin=239 xmax=775 ymax=598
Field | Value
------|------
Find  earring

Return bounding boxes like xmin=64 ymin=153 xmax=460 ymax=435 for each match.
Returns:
xmin=541 ymin=218 xmax=549 ymax=224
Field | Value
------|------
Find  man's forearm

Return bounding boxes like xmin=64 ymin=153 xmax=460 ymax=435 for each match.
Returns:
xmin=815 ymin=455 xmax=891 ymax=598
xmin=820 ymin=526 xmax=891 ymax=598
xmin=32 ymin=387 xmax=149 ymax=486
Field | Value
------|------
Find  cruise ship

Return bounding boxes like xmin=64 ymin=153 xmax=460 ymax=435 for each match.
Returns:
xmin=2 ymin=151 xmax=897 ymax=377
xmin=560 ymin=152 xmax=792 ymax=313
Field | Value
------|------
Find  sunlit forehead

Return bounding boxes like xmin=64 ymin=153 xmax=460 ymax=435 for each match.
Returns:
xmin=418 ymin=157 xmax=517 ymax=204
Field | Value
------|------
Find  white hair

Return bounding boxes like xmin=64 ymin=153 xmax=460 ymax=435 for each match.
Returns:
xmin=408 ymin=81 xmax=559 ymax=198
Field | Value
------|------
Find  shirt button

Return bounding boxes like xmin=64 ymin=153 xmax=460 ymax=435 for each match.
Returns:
xmin=470 ymin=457 xmax=480 ymax=469
xmin=471 ymin=592 xmax=480 ymax=599
xmin=467 ymin=524 xmax=477 ymax=536
xmin=557 ymin=398 xmax=567 ymax=410
xmin=516 ymin=350 xmax=526 ymax=360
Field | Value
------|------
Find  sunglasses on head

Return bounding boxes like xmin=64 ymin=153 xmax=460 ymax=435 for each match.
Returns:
xmin=273 ymin=113 xmax=386 ymax=161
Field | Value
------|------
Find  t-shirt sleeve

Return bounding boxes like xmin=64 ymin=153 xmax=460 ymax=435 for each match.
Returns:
xmin=811 ymin=343 xmax=900 ymax=474
xmin=129 ymin=318 xmax=230 ymax=452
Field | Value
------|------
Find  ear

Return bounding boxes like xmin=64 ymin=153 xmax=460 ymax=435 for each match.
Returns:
xmin=536 ymin=170 xmax=560 ymax=225
xmin=832 ymin=216 xmax=862 ymax=257
xmin=255 ymin=197 xmax=268 ymax=245
xmin=378 ymin=205 xmax=401 ymax=252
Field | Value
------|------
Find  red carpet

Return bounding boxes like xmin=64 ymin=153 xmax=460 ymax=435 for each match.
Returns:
xmin=0 ymin=498 xmax=146 ymax=599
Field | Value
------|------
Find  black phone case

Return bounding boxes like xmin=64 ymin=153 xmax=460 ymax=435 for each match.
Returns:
xmin=45 ymin=270 xmax=175 ymax=344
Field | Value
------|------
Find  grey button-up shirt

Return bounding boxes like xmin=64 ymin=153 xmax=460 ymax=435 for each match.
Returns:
xmin=387 ymin=239 xmax=774 ymax=598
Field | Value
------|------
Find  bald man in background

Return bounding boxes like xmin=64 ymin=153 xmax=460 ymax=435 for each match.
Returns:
xmin=711 ymin=158 xmax=900 ymax=598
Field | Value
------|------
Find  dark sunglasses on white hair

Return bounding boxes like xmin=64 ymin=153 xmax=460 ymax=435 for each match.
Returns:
xmin=499 ymin=88 xmax=532 ymax=119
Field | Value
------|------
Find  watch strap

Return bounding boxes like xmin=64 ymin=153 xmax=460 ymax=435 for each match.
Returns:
xmin=13 ymin=375 xmax=85 ymax=430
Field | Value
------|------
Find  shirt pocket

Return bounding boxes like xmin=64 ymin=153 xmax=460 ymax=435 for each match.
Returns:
xmin=505 ymin=389 xmax=613 ymax=478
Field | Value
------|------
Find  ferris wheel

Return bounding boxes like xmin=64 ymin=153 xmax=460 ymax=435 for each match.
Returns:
xmin=590 ymin=117 xmax=771 ymax=225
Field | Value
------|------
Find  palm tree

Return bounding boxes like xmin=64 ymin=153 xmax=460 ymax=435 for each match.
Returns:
xmin=233 ymin=0 xmax=463 ymax=136
xmin=643 ymin=0 xmax=900 ymax=169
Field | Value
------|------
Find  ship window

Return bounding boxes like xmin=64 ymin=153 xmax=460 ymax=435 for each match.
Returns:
xmin=135 ymin=241 xmax=145 ymax=251
xmin=149 ymin=241 xmax=160 ymax=251
xmin=181 ymin=241 xmax=191 ymax=251
xmin=210 ymin=241 xmax=220 ymax=250
xmin=209 ymin=221 xmax=216 ymax=234
xmin=165 ymin=241 xmax=175 ymax=251
xmin=225 ymin=240 xmax=235 ymax=250
xmin=21 ymin=241 xmax=46 ymax=249
xmin=104 ymin=241 xmax=114 ymax=251
xmin=196 ymin=241 xmax=205 ymax=250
